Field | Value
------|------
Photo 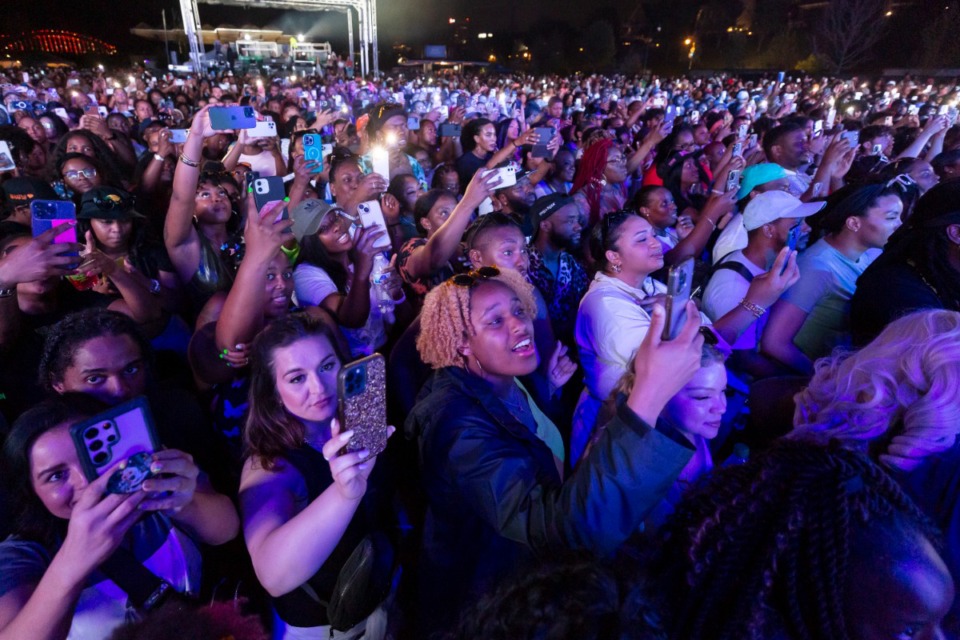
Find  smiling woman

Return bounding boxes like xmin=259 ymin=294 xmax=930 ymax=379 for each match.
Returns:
xmin=238 ymin=313 xmax=396 ymax=639
xmin=407 ymin=265 xmax=705 ymax=636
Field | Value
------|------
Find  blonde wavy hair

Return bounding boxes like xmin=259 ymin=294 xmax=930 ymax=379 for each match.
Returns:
xmin=417 ymin=267 xmax=537 ymax=370
xmin=791 ymin=309 xmax=960 ymax=471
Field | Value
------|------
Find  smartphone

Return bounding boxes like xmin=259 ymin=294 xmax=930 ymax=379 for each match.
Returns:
xmin=31 ymin=200 xmax=77 ymax=245
xmin=53 ymin=107 xmax=69 ymax=121
xmin=84 ymin=103 xmax=100 ymax=117
xmin=0 ymin=140 xmax=15 ymax=172
xmin=737 ymin=122 xmax=749 ymax=139
xmin=689 ymin=110 xmax=700 ymax=125
xmin=337 ymin=354 xmax=388 ymax=457
xmin=813 ymin=120 xmax=823 ymax=136
xmin=252 ymin=176 xmax=287 ymax=213
xmin=884 ymin=116 xmax=893 ymax=127
xmin=841 ymin=130 xmax=859 ymax=148
xmin=731 ymin=142 xmax=743 ymax=158
xmin=169 ymin=129 xmax=189 ymax=144
xmin=662 ymin=258 xmax=695 ymax=341
xmin=485 ymin=164 xmax=518 ymax=189
xmin=531 ymin=126 xmax=555 ymax=159
xmin=69 ymin=396 xmax=161 ymax=487
xmin=747 ymin=133 xmax=758 ymax=148
xmin=826 ymin=107 xmax=837 ymax=129
xmin=438 ymin=122 xmax=461 ymax=138
xmin=209 ymin=105 xmax=257 ymax=130
xmin=357 ymin=201 xmax=392 ymax=250
xmin=249 ymin=120 xmax=277 ymax=138
xmin=407 ymin=115 xmax=420 ymax=131
xmin=664 ymin=105 xmax=678 ymax=126
xmin=782 ymin=224 xmax=802 ymax=275
xmin=725 ymin=168 xmax=742 ymax=193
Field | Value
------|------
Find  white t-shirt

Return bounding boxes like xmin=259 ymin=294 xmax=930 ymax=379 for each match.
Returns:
xmin=702 ymin=250 xmax=767 ymax=351
xmin=293 ymin=263 xmax=389 ymax=357
xmin=571 ymin=272 xmax=711 ymax=463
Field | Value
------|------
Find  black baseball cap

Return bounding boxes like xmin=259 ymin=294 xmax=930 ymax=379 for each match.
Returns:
xmin=1 ymin=177 xmax=58 ymax=214
xmin=530 ymin=193 xmax=576 ymax=221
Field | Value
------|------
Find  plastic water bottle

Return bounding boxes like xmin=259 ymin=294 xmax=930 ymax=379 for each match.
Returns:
xmin=370 ymin=253 xmax=394 ymax=316
xmin=721 ymin=443 xmax=750 ymax=468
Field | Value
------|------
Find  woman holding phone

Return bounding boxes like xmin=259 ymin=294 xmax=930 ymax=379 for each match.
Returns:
xmin=0 ymin=394 xmax=238 ymax=640
xmin=572 ymin=210 xmax=798 ymax=463
xmin=164 ymin=105 xmax=244 ymax=311
xmin=408 ymin=266 xmax=704 ymax=636
xmin=239 ymin=313 xmax=395 ymax=639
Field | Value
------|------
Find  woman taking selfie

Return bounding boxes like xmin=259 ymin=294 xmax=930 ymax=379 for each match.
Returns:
xmin=407 ymin=265 xmax=707 ymax=635
xmin=239 ymin=314 xmax=395 ymax=639
xmin=0 ymin=394 xmax=238 ymax=640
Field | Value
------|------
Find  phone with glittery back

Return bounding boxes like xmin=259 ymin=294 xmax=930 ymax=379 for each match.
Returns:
xmin=337 ymin=354 xmax=388 ymax=457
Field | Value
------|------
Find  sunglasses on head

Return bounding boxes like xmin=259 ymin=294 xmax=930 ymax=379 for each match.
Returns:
xmin=451 ymin=266 xmax=500 ymax=288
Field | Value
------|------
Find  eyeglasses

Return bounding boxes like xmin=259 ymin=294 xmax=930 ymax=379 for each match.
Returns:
xmin=451 ymin=266 xmax=500 ymax=288
xmin=316 ymin=209 xmax=346 ymax=235
xmin=64 ymin=168 xmax=97 ymax=180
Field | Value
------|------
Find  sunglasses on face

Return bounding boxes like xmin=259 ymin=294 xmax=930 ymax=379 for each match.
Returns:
xmin=64 ymin=168 xmax=97 ymax=180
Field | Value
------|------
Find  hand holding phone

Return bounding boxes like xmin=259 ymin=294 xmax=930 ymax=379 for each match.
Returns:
xmin=357 ymin=201 xmax=392 ymax=250
xmin=661 ymin=258 xmax=695 ymax=341
xmin=337 ymin=355 xmax=389 ymax=457
xmin=252 ymin=176 xmax=288 ymax=214
xmin=69 ymin=397 xmax=161 ymax=489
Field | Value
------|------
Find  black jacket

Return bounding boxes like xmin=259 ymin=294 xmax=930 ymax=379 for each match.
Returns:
xmin=405 ymin=366 xmax=693 ymax=635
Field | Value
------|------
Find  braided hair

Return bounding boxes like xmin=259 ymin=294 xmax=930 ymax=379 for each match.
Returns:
xmin=650 ymin=439 xmax=937 ymax=640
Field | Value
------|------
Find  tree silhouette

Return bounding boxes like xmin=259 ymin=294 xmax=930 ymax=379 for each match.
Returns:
xmin=815 ymin=0 xmax=888 ymax=73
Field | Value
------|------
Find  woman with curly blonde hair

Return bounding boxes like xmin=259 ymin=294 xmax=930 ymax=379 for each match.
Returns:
xmin=792 ymin=309 xmax=960 ymax=471
xmin=406 ymin=266 xmax=709 ymax=636
xmin=791 ymin=308 xmax=960 ymax=632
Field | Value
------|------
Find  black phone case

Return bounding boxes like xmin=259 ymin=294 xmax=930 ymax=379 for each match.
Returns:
xmin=252 ymin=176 xmax=286 ymax=212
xmin=69 ymin=396 xmax=161 ymax=482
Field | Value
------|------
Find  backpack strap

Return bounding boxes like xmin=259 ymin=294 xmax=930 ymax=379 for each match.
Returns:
xmin=712 ymin=260 xmax=756 ymax=283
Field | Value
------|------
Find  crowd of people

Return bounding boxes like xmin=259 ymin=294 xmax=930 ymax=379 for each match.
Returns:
xmin=1 ymin=58 xmax=960 ymax=640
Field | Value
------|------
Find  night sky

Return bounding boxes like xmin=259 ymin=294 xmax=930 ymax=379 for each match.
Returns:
xmin=4 ymin=0 xmax=626 ymax=53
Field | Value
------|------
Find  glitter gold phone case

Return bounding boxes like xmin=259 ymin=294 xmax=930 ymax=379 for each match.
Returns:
xmin=337 ymin=354 xmax=388 ymax=457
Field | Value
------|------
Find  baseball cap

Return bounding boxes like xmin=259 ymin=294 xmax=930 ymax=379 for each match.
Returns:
xmin=78 ymin=187 xmax=144 ymax=220
xmin=290 ymin=198 xmax=334 ymax=241
xmin=530 ymin=193 xmax=575 ymax=221
xmin=2 ymin=177 xmax=58 ymax=214
xmin=742 ymin=191 xmax=825 ymax=231
xmin=736 ymin=163 xmax=790 ymax=200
